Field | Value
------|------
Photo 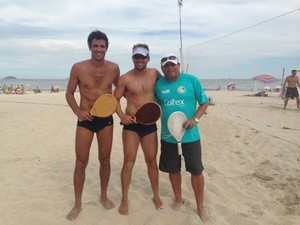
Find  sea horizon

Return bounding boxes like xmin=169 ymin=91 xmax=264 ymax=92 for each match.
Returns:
xmin=0 ymin=77 xmax=283 ymax=92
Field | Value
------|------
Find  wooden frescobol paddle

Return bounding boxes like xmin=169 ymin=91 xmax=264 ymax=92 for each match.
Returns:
xmin=120 ymin=102 xmax=162 ymax=125
xmin=90 ymin=93 xmax=118 ymax=118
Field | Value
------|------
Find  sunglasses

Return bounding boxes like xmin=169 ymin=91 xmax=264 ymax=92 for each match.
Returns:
xmin=161 ymin=55 xmax=178 ymax=63
xmin=132 ymin=54 xmax=148 ymax=60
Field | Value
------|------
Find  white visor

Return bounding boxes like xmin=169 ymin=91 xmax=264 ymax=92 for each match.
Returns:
xmin=132 ymin=47 xmax=149 ymax=56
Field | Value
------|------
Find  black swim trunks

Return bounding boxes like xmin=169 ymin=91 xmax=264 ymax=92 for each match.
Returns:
xmin=123 ymin=123 xmax=157 ymax=138
xmin=285 ymin=87 xmax=299 ymax=99
xmin=159 ymin=140 xmax=204 ymax=176
xmin=77 ymin=116 xmax=113 ymax=133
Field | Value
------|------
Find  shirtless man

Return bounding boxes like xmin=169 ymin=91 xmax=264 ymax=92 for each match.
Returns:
xmin=65 ymin=30 xmax=120 ymax=220
xmin=114 ymin=44 xmax=163 ymax=215
xmin=282 ymin=69 xmax=300 ymax=110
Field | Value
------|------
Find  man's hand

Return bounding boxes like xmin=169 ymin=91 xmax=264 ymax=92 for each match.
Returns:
xmin=77 ymin=110 xmax=93 ymax=121
xmin=120 ymin=114 xmax=137 ymax=125
xmin=182 ymin=119 xmax=197 ymax=129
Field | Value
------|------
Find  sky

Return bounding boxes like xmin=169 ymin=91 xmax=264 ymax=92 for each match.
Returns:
xmin=0 ymin=0 xmax=299 ymax=80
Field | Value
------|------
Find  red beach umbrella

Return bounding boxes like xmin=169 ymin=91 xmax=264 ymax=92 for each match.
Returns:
xmin=252 ymin=74 xmax=278 ymax=84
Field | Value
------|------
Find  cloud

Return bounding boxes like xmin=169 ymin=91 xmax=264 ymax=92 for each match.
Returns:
xmin=0 ymin=0 xmax=299 ymax=79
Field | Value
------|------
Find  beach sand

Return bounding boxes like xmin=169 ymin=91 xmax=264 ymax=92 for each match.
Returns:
xmin=0 ymin=91 xmax=299 ymax=225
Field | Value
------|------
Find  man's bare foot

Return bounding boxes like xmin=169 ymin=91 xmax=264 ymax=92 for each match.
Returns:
xmin=118 ymin=199 xmax=129 ymax=215
xmin=100 ymin=197 xmax=115 ymax=210
xmin=153 ymin=197 xmax=163 ymax=210
xmin=66 ymin=206 xmax=82 ymax=221
xmin=171 ymin=200 xmax=184 ymax=211
xmin=198 ymin=210 xmax=209 ymax=222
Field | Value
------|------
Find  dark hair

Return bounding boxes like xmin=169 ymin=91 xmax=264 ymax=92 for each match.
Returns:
xmin=132 ymin=43 xmax=149 ymax=51
xmin=87 ymin=30 xmax=109 ymax=48
xmin=292 ymin=69 xmax=297 ymax=73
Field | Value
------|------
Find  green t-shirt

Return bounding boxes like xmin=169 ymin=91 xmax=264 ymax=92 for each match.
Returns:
xmin=155 ymin=73 xmax=208 ymax=143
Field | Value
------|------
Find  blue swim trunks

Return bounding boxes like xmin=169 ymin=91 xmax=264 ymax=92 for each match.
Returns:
xmin=77 ymin=116 xmax=113 ymax=133
xmin=123 ymin=123 xmax=157 ymax=138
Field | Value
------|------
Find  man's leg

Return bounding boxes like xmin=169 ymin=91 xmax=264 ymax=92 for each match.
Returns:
xmin=191 ymin=174 xmax=208 ymax=221
xmin=169 ymin=172 xmax=183 ymax=210
xmin=96 ymin=125 xmax=115 ymax=209
xmin=118 ymin=130 xmax=140 ymax=215
xmin=66 ymin=127 xmax=94 ymax=220
xmin=283 ymin=98 xmax=289 ymax=109
xmin=141 ymin=132 xmax=162 ymax=209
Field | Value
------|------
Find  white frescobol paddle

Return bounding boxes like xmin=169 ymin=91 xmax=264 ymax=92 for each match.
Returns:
xmin=167 ymin=111 xmax=187 ymax=155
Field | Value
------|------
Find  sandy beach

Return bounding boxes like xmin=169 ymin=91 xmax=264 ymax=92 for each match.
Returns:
xmin=0 ymin=90 xmax=299 ymax=225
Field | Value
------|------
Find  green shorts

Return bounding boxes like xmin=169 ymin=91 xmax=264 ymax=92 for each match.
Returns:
xmin=159 ymin=140 xmax=204 ymax=175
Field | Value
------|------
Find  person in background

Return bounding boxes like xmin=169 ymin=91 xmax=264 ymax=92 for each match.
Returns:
xmin=34 ymin=86 xmax=41 ymax=94
xmin=155 ymin=54 xmax=209 ymax=222
xmin=114 ymin=43 xmax=163 ymax=215
xmin=282 ymin=69 xmax=300 ymax=110
xmin=51 ymin=86 xmax=59 ymax=93
xmin=65 ymin=30 xmax=120 ymax=220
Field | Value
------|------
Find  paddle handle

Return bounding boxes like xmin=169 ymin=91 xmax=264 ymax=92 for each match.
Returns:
xmin=119 ymin=116 xmax=136 ymax=125
xmin=177 ymin=142 xmax=182 ymax=155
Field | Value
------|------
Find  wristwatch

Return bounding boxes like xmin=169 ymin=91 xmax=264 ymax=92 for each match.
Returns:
xmin=193 ymin=117 xmax=199 ymax=123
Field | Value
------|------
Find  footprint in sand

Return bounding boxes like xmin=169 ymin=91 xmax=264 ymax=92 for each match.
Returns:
xmin=253 ymin=160 xmax=300 ymax=216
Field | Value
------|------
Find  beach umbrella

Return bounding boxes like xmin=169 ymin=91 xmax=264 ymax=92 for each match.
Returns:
xmin=252 ymin=74 xmax=278 ymax=84
xmin=252 ymin=74 xmax=278 ymax=91
xmin=227 ymin=82 xmax=235 ymax=90
xmin=53 ymin=85 xmax=60 ymax=89
xmin=24 ymin=84 xmax=30 ymax=91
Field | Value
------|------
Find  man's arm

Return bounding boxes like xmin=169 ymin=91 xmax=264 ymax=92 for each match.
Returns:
xmin=65 ymin=66 xmax=80 ymax=115
xmin=183 ymin=102 xmax=209 ymax=129
xmin=113 ymin=64 xmax=121 ymax=88
xmin=282 ymin=76 xmax=288 ymax=94
xmin=194 ymin=102 xmax=209 ymax=120
xmin=156 ymin=69 xmax=163 ymax=80
xmin=114 ymin=77 xmax=136 ymax=125
xmin=65 ymin=65 xmax=92 ymax=121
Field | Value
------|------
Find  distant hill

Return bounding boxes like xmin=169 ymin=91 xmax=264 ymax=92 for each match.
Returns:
xmin=2 ymin=76 xmax=17 ymax=80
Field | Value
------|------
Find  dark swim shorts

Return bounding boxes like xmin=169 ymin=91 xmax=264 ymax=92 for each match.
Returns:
xmin=159 ymin=140 xmax=204 ymax=176
xmin=123 ymin=123 xmax=157 ymax=138
xmin=285 ymin=87 xmax=299 ymax=99
xmin=77 ymin=116 xmax=113 ymax=133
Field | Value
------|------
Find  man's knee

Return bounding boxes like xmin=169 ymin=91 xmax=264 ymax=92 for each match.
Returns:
xmin=145 ymin=158 xmax=157 ymax=168
xmin=75 ymin=158 xmax=88 ymax=170
xmin=123 ymin=161 xmax=135 ymax=171
xmin=99 ymin=154 xmax=111 ymax=166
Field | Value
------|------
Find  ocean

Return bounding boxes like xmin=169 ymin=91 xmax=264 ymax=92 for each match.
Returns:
xmin=0 ymin=78 xmax=283 ymax=92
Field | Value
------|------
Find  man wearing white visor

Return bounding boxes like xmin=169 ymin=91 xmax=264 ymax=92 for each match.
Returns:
xmin=114 ymin=44 xmax=163 ymax=215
